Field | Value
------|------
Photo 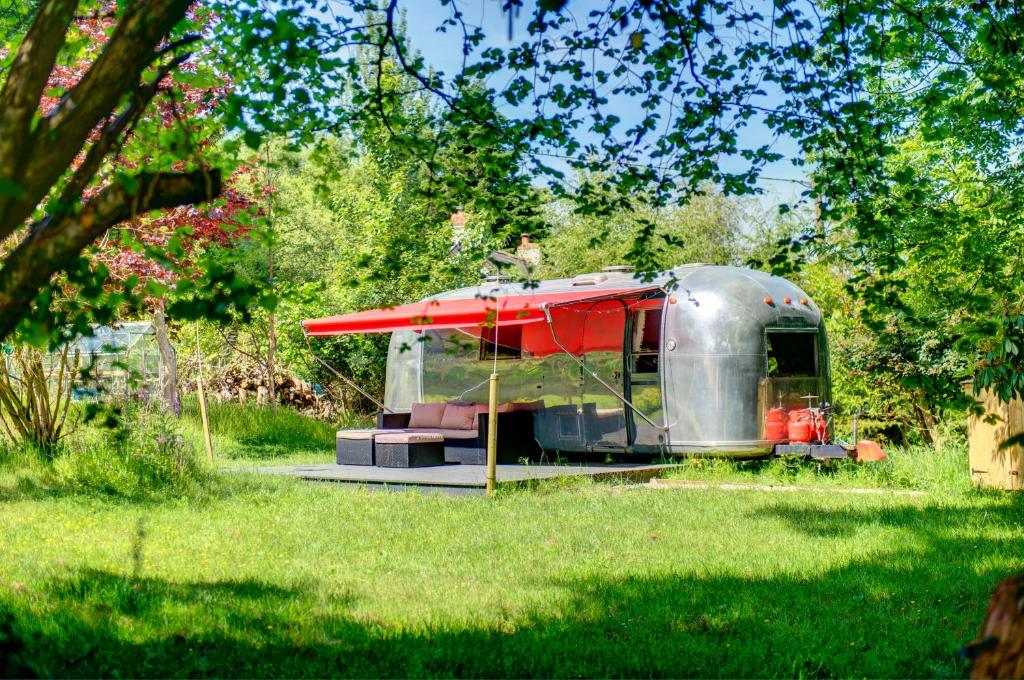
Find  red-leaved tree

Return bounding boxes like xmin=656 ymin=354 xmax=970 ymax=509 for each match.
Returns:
xmin=0 ymin=0 xmax=229 ymax=342
xmin=34 ymin=4 xmax=256 ymax=412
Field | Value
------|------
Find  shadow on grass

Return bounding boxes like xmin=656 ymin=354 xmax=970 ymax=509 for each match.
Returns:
xmin=4 ymin=496 xmax=1023 ymax=677
xmin=0 ymin=472 xmax=79 ymax=504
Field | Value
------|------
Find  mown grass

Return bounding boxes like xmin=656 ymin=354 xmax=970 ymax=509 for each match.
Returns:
xmin=178 ymin=397 xmax=369 ymax=465
xmin=0 ymin=466 xmax=1019 ymax=678
xmin=0 ymin=403 xmax=1013 ymax=677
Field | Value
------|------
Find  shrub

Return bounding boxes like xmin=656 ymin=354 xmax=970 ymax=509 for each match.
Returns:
xmin=0 ymin=344 xmax=79 ymax=456
xmin=54 ymin=402 xmax=206 ymax=498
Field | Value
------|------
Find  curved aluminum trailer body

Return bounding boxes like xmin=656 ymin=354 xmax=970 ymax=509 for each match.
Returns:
xmin=383 ymin=265 xmax=828 ymax=457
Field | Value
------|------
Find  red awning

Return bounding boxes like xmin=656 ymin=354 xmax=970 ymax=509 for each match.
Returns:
xmin=301 ymin=287 xmax=663 ymax=336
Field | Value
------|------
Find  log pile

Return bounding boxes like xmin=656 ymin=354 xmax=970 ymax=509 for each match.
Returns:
xmin=199 ymin=363 xmax=337 ymax=419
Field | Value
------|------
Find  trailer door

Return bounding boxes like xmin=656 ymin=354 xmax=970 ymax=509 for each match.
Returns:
xmin=628 ymin=304 xmax=666 ymax=449
xmin=580 ymin=299 xmax=629 ymax=451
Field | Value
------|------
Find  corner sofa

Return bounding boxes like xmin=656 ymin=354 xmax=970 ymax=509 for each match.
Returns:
xmin=376 ymin=401 xmax=541 ymax=465
xmin=335 ymin=401 xmax=541 ymax=467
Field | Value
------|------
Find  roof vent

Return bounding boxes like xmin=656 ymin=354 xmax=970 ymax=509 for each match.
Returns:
xmin=602 ymin=265 xmax=635 ymax=273
xmin=572 ymin=272 xmax=608 ymax=286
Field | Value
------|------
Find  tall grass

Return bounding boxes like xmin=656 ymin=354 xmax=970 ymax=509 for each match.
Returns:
xmin=0 ymin=398 xmax=366 ymax=498
xmin=179 ymin=397 xmax=370 ymax=463
xmin=664 ymin=441 xmax=972 ymax=494
xmin=0 ymin=402 xmax=208 ymax=500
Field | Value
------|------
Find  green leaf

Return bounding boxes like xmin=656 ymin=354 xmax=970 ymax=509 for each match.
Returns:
xmin=244 ymin=129 xmax=262 ymax=150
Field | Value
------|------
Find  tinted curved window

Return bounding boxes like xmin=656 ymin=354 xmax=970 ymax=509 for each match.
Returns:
xmin=766 ymin=332 xmax=817 ymax=377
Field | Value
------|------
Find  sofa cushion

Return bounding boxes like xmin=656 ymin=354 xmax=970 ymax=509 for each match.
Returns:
xmin=408 ymin=402 xmax=446 ymax=428
xmin=474 ymin=402 xmax=513 ymax=415
xmin=510 ymin=400 xmax=544 ymax=412
xmin=336 ymin=429 xmax=376 ymax=440
xmin=376 ymin=432 xmax=444 ymax=445
xmin=429 ymin=428 xmax=480 ymax=440
xmin=440 ymin=402 xmax=478 ymax=430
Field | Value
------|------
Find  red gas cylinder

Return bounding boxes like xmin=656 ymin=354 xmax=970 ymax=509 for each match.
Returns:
xmin=765 ymin=407 xmax=787 ymax=441
xmin=787 ymin=409 xmax=812 ymax=443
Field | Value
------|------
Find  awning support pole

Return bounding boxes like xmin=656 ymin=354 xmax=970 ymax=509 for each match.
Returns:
xmin=194 ymin=322 xmax=214 ymax=465
xmin=486 ymin=372 xmax=499 ymax=494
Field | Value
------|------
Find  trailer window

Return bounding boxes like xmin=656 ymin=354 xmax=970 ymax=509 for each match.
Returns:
xmin=480 ymin=325 xmax=522 ymax=360
xmin=631 ymin=309 xmax=662 ymax=374
xmin=766 ymin=332 xmax=817 ymax=377
xmin=632 ymin=309 xmax=662 ymax=353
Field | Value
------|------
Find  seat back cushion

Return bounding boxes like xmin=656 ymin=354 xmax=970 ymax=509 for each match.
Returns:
xmin=474 ymin=402 xmax=513 ymax=415
xmin=440 ymin=402 xmax=478 ymax=430
xmin=408 ymin=402 xmax=447 ymax=429
xmin=510 ymin=400 xmax=544 ymax=412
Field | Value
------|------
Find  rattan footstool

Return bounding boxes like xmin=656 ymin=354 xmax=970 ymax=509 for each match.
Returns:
xmin=335 ymin=429 xmax=377 ymax=465
xmin=374 ymin=432 xmax=445 ymax=468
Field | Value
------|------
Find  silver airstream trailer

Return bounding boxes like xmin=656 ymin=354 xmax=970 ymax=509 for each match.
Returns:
xmin=305 ymin=264 xmax=831 ymax=458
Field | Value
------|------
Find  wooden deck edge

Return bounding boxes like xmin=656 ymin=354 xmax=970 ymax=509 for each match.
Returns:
xmin=647 ymin=478 xmax=926 ymax=496
xmin=586 ymin=467 xmax=673 ymax=483
xmin=495 ymin=465 xmax=674 ymax=488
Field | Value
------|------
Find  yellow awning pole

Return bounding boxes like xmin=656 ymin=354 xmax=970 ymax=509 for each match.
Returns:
xmin=194 ymin=322 xmax=214 ymax=465
xmin=486 ymin=371 xmax=499 ymax=494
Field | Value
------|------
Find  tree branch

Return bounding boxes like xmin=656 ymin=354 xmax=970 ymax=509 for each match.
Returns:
xmin=57 ymin=51 xmax=190 ymax=212
xmin=0 ymin=0 xmax=78 ymax=194
xmin=0 ymin=0 xmax=192 ymax=242
xmin=0 ymin=169 xmax=222 ymax=340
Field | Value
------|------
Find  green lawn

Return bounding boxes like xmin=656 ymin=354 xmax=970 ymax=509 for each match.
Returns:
xmin=0 ymin=466 xmax=1018 ymax=677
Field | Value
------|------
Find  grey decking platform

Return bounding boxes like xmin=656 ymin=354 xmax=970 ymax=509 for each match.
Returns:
xmin=240 ymin=462 xmax=676 ymax=488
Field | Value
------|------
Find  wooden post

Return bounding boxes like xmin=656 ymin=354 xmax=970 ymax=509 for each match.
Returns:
xmin=194 ymin=323 xmax=214 ymax=465
xmin=486 ymin=372 xmax=499 ymax=494
xmin=152 ymin=299 xmax=180 ymax=415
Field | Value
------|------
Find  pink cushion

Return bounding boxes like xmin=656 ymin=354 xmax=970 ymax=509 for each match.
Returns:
xmin=440 ymin=402 xmax=478 ymax=430
xmin=426 ymin=428 xmax=480 ymax=440
xmin=408 ymin=402 xmax=446 ymax=429
xmin=510 ymin=400 xmax=544 ymax=412
xmin=474 ymin=403 xmax=513 ymax=415
xmin=377 ymin=432 xmax=444 ymax=444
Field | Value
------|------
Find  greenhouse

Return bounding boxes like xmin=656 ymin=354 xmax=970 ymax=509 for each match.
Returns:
xmin=64 ymin=321 xmax=167 ymax=400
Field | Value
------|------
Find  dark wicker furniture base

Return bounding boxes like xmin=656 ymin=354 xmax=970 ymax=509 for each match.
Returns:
xmin=375 ymin=433 xmax=445 ymax=468
xmin=336 ymin=432 xmax=375 ymax=465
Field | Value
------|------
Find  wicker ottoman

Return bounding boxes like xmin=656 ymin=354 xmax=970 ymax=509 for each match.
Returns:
xmin=375 ymin=432 xmax=445 ymax=468
xmin=336 ymin=430 xmax=376 ymax=465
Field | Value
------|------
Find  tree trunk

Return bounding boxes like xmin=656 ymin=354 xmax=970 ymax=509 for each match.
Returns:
xmin=0 ymin=170 xmax=221 ymax=341
xmin=912 ymin=394 xmax=938 ymax=446
xmin=264 ymin=147 xmax=277 ymax=407
xmin=267 ymin=311 xmax=277 ymax=407
xmin=152 ymin=300 xmax=180 ymax=415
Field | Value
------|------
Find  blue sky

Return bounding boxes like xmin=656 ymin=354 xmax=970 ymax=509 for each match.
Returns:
xmin=399 ymin=0 xmax=811 ymax=209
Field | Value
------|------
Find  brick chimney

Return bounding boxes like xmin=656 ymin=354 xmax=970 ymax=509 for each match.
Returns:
xmin=515 ymin=233 xmax=541 ymax=266
xmin=450 ymin=208 xmax=467 ymax=249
